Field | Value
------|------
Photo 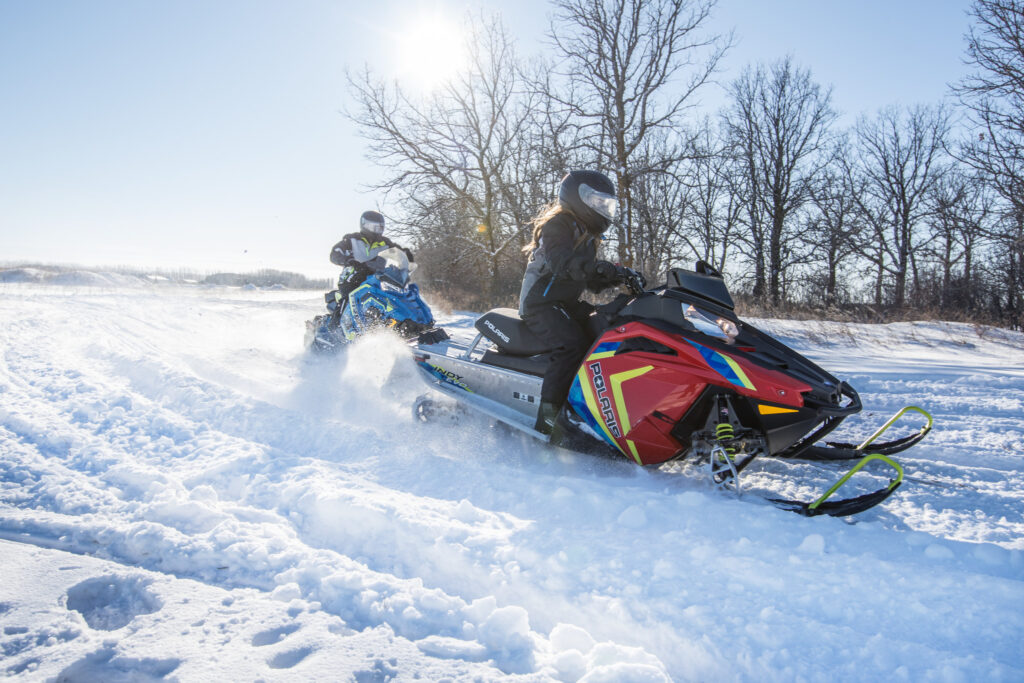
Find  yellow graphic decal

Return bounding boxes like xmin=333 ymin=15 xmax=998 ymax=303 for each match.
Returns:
xmin=609 ymin=365 xmax=654 ymax=435
xmin=723 ymin=355 xmax=756 ymax=390
xmin=575 ymin=366 xmax=624 ymax=454
xmin=626 ymin=439 xmax=643 ymax=465
xmin=586 ymin=350 xmax=617 ymax=361
xmin=758 ymin=404 xmax=799 ymax=415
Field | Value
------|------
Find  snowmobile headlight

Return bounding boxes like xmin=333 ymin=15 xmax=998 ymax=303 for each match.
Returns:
xmin=684 ymin=304 xmax=738 ymax=344
xmin=716 ymin=318 xmax=739 ymax=344
xmin=379 ymin=279 xmax=403 ymax=293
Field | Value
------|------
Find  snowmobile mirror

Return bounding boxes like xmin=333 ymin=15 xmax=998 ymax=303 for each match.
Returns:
xmin=695 ymin=260 xmax=724 ymax=279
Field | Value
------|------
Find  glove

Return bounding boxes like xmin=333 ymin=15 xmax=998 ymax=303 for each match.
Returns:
xmin=347 ymin=260 xmax=370 ymax=277
xmin=594 ymin=260 xmax=618 ymax=282
xmin=583 ymin=260 xmax=619 ymax=293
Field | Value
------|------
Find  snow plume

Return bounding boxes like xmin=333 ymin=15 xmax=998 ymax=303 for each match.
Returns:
xmin=1 ymin=280 xmax=1022 ymax=681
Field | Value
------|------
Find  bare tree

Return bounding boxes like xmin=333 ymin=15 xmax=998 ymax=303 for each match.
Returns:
xmin=953 ymin=0 xmax=1024 ymax=325
xmin=723 ymin=57 xmax=838 ymax=305
xmin=627 ymin=139 xmax=694 ymax=277
xmin=546 ymin=0 xmax=729 ymax=266
xmin=674 ymin=118 xmax=738 ymax=272
xmin=346 ymin=14 xmax=545 ymax=304
xmin=804 ymin=137 xmax=863 ymax=306
xmin=924 ymin=168 xmax=995 ymax=308
xmin=851 ymin=104 xmax=951 ymax=307
xmin=955 ymin=0 xmax=1024 ymax=199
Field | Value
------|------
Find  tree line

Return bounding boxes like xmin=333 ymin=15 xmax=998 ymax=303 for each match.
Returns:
xmin=347 ymin=0 xmax=1024 ymax=329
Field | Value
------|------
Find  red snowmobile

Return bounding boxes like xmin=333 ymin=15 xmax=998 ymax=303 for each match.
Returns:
xmin=411 ymin=261 xmax=932 ymax=517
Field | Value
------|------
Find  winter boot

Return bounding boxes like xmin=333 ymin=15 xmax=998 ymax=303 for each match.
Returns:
xmin=327 ymin=295 xmax=346 ymax=330
xmin=534 ymin=400 xmax=560 ymax=435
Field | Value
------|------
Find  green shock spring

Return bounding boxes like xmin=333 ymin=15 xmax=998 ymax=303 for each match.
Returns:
xmin=715 ymin=423 xmax=736 ymax=462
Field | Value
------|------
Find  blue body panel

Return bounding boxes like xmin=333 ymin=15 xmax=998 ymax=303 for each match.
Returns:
xmin=314 ymin=275 xmax=434 ymax=347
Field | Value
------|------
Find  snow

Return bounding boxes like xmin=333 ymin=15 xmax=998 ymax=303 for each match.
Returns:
xmin=1 ymin=273 xmax=1023 ymax=681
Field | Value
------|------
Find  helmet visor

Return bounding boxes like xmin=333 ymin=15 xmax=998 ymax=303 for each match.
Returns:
xmin=360 ymin=217 xmax=385 ymax=235
xmin=579 ymin=183 xmax=618 ymax=221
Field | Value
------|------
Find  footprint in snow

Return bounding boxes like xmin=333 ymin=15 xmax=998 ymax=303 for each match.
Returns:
xmin=53 ymin=646 xmax=180 ymax=682
xmin=268 ymin=645 xmax=316 ymax=669
xmin=251 ymin=623 xmax=301 ymax=646
xmin=65 ymin=575 xmax=161 ymax=631
xmin=2 ymin=626 xmax=78 ymax=658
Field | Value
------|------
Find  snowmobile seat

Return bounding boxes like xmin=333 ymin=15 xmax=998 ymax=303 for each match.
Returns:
xmin=481 ymin=350 xmax=550 ymax=376
xmin=474 ymin=308 xmax=554 ymax=356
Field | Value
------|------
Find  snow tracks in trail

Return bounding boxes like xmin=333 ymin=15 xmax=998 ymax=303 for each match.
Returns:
xmin=1 ymin=282 xmax=1023 ymax=681
xmin=0 ymin=284 xmax=663 ymax=680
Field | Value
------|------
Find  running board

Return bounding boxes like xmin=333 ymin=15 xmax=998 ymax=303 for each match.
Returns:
xmin=424 ymin=379 xmax=552 ymax=442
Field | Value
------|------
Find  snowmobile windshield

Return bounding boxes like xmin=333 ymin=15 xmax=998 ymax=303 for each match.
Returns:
xmin=374 ymin=247 xmax=414 ymax=289
xmin=579 ymin=182 xmax=618 ymax=221
xmin=684 ymin=304 xmax=738 ymax=344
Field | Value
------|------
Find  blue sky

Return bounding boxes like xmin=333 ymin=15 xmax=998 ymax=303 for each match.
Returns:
xmin=0 ymin=0 xmax=972 ymax=276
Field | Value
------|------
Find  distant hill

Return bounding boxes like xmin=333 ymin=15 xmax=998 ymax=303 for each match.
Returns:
xmin=0 ymin=263 xmax=331 ymax=290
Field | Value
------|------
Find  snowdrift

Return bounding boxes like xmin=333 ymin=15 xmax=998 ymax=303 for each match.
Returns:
xmin=0 ymin=279 xmax=1022 ymax=681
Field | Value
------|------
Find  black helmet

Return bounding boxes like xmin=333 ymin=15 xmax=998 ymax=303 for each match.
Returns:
xmin=360 ymin=210 xmax=385 ymax=238
xmin=558 ymin=170 xmax=617 ymax=234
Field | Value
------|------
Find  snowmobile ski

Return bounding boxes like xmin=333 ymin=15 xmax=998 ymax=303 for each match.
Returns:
xmin=768 ymin=453 xmax=905 ymax=517
xmin=781 ymin=405 xmax=933 ymax=461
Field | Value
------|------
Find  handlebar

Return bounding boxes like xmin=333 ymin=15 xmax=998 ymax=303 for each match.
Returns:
xmin=620 ymin=267 xmax=646 ymax=296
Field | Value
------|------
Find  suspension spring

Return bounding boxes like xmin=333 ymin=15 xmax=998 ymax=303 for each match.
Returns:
xmin=714 ymin=422 xmax=737 ymax=462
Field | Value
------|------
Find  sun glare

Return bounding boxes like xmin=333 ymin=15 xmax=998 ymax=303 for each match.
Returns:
xmin=393 ymin=13 xmax=467 ymax=90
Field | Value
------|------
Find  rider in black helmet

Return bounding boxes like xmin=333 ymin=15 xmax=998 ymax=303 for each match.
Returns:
xmin=519 ymin=170 xmax=629 ymax=434
xmin=326 ymin=210 xmax=415 ymax=327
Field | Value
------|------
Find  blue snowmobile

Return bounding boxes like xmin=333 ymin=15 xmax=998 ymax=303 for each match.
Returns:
xmin=305 ymin=247 xmax=438 ymax=353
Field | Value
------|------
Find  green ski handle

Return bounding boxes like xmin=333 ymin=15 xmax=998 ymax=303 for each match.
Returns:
xmin=794 ymin=405 xmax=934 ymax=461
xmin=770 ymin=453 xmax=905 ymax=518
xmin=856 ymin=406 xmax=933 ymax=451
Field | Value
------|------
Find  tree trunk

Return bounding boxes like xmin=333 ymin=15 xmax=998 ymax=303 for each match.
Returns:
xmin=874 ymin=253 xmax=884 ymax=307
xmin=769 ymin=213 xmax=784 ymax=306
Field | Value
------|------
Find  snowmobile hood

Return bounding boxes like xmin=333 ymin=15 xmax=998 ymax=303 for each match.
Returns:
xmin=610 ymin=289 xmax=849 ymax=413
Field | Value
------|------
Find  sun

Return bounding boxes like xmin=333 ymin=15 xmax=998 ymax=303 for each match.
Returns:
xmin=393 ymin=13 xmax=467 ymax=90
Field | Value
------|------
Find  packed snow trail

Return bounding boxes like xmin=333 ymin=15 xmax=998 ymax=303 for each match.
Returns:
xmin=1 ymin=277 xmax=1022 ymax=681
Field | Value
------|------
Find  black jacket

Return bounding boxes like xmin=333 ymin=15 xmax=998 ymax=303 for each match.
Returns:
xmin=519 ymin=212 xmax=608 ymax=314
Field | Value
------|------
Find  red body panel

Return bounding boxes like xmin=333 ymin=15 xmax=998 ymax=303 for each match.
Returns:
xmin=572 ymin=323 xmax=814 ymax=465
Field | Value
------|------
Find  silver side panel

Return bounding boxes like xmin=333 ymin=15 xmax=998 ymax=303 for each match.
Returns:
xmin=413 ymin=339 xmax=544 ymax=426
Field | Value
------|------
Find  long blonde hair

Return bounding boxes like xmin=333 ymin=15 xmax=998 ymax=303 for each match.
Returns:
xmin=522 ymin=201 xmax=564 ymax=254
xmin=522 ymin=201 xmax=599 ymax=256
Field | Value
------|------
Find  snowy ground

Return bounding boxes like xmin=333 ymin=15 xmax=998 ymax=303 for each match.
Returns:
xmin=1 ymin=274 xmax=1022 ymax=682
